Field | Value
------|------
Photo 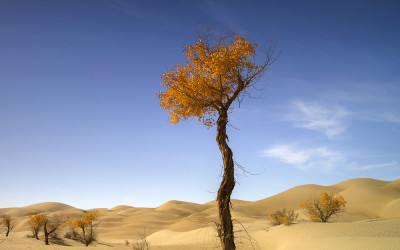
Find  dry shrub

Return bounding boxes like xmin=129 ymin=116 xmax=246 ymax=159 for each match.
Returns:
xmin=301 ymin=192 xmax=346 ymax=223
xmin=268 ymin=208 xmax=298 ymax=226
xmin=132 ymin=231 xmax=150 ymax=250
xmin=66 ymin=212 xmax=98 ymax=246
xmin=65 ymin=219 xmax=79 ymax=240
xmin=2 ymin=215 xmax=16 ymax=237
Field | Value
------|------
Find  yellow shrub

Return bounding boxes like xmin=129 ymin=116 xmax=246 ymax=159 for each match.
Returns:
xmin=268 ymin=208 xmax=298 ymax=226
xmin=28 ymin=214 xmax=44 ymax=239
xmin=72 ymin=212 xmax=98 ymax=246
xmin=301 ymin=192 xmax=346 ymax=222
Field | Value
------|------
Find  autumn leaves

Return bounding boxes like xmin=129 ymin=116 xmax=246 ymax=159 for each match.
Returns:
xmin=26 ymin=212 xmax=98 ymax=246
xmin=158 ymin=34 xmax=260 ymax=128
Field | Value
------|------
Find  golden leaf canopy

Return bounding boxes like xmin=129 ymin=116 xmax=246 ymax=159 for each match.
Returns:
xmin=158 ymin=33 xmax=260 ymax=127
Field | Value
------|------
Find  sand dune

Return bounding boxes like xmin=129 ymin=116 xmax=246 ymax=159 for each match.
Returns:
xmin=1 ymin=178 xmax=399 ymax=249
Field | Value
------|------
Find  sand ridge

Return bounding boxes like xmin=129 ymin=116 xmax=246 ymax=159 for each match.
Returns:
xmin=0 ymin=178 xmax=399 ymax=249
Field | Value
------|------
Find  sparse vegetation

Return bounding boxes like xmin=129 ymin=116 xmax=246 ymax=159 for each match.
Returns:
xmin=132 ymin=230 xmax=150 ymax=250
xmin=42 ymin=214 xmax=64 ymax=245
xmin=301 ymin=192 xmax=347 ymax=223
xmin=73 ymin=212 xmax=98 ymax=246
xmin=1 ymin=215 xmax=16 ymax=237
xmin=65 ymin=219 xmax=79 ymax=240
xmin=268 ymin=208 xmax=298 ymax=226
xmin=28 ymin=214 xmax=44 ymax=239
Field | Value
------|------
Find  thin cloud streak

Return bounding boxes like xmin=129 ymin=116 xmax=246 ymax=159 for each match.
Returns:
xmin=284 ymin=100 xmax=350 ymax=138
xmin=262 ymin=144 xmax=398 ymax=173
xmin=262 ymin=144 xmax=349 ymax=171
xmin=352 ymin=161 xmax=399 ymax=171
xmin=381 ymin=113 xmax=400 ymax=124
xmin=321 ymin=82 xmax=400 ymax=125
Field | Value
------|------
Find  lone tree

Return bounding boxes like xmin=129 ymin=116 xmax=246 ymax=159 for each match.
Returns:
xmin=158 ymin=29 xmax=277 ymax=249
xmin=2 ymin=215 xmax=16 ymax=237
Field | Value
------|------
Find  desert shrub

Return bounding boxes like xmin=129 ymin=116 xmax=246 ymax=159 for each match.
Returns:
xmin=132 ymin=231 xmax=150 ymax=250
xmin=66 ymin=219 xmax=79 ymax=240
xmin=301 ymin=192 xmax=346 ymax=223
xmin=73 ymin=212 xmax=98 ymax=246
xmin=2 ymin=215 xmax=16 ymax=237
xmin=268 ymin=208 xmax=298 ymax=226
xmin=28 ymin=214 xmax=44 ymax=239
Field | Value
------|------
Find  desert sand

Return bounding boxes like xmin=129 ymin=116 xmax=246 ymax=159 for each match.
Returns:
xmin=1 ymin=178 xmax=399 ymax=249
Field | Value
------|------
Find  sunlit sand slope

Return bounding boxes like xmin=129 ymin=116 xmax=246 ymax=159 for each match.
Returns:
xmin=0 ymin=178 xmax=399 ymax=249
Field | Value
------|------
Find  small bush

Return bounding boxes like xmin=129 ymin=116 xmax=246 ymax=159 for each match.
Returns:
xmin=2 ymin=215 xmax=16 ymax=237
xmin=268 ymin=208 xmax=298 ymax=226
xmin=301 ymin=192 xmax=346 ymax=223
xmin=66 ymin=219 xmax=79 ymax=240
xmin=132 ymin=231 xmax=150 ymax=250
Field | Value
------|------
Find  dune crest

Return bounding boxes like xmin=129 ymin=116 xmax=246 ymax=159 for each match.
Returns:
xmin=1 ymin=178 xmax=399 ymax=249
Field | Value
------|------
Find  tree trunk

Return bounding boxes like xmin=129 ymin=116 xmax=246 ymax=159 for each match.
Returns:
xmin=216 ymin=110 xmax=236 ymax=250
xmin=35 ymin=229 xmax=39 ymax=240
xmin=6 ymin=228 xmax=9 ymax=237
xmin=44 ymin=223 xmax=49 ymax=245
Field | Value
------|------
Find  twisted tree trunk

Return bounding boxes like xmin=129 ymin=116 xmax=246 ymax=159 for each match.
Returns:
xmin=216 ymin=109 xmax=236 ymax=250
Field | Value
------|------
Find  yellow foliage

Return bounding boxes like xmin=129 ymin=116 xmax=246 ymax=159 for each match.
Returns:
xmin=72 ymin=212 xmax=98 ymax=246
xmin=301 ymin=192 xmax=346 ymax=222
xmin=28 ymin=213 xmax=45 ymax=239
xmin=67 ymin=219 xmax=74 ymax=228
xmin=73 ymin=212 xmax=98 ymax=229
xmin=2 ymin=215 xmax=16 ymax=237
xmin=158 ymin=33 xmax=261 ymax=127
xmin=29 ymin=214 xmax=44 ymax=228
xmin=82 ymin=212 xmax=98 ymax=225
xmin=73 ymin=218 xmax=84 ymax=229
xmin=268 ymin=208 xmax=298 ymax=226
xmin=2 ymin=216 xmax=10 ymax=227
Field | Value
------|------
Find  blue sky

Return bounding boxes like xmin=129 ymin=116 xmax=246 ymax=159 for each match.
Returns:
xmin=1 ymin=0 xmax=399 ymax=209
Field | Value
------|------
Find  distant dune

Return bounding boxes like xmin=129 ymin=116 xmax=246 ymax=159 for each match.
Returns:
xmin=1 ymin=178 xmax=399 ymax=249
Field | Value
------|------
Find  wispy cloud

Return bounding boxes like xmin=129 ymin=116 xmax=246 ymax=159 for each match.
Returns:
xmin=261 ymin=144 xmax=309 ymax=165
xmin=321 ymin=82 xmax=400 ymax=126
xmin=262 ymin=144 xmax=348 ymax=171
xmin=380 ymin=113 xmax=400 ymax=124
xmin=262 ymin=144 xmax=399 ymax=173
xmin=284 ymin=100 xmax=350 ymax=138
xmin=352 ymin=161 xmax=399 ymax=171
